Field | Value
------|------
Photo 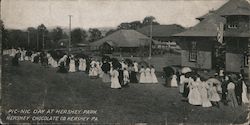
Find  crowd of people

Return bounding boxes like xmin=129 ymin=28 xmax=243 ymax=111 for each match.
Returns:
xmin=3 ymin=48 xmax=249 ymax=107
xmin=4 ymin=48 xmax=159 ymax=89
xmin=177 ymin=70 xmax=249 ymax=108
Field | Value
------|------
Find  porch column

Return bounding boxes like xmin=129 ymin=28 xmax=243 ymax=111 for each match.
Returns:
xmin=248 ymin=56 xmax=250 ymax=80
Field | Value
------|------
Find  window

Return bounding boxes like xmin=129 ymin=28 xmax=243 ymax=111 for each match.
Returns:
xmin=244 ymin=54 xmax=249 ymax=67
xmin=189 ymin=41 xmax=197 ymax=62
xmin=228 ymin=24 xmax=238 ymax=29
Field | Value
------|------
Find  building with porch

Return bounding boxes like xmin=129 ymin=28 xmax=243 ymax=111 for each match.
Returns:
xmin=89 ymin=29 xmax=160 ymax=57
xmin=174 ymin=0 xmax=250 ymax=75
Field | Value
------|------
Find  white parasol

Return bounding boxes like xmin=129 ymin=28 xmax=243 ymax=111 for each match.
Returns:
xmin=181 ymin=67 xmax=192 ymax=74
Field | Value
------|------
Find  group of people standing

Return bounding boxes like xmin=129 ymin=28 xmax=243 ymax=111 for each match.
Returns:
xmin=5 ymin=48 xmax=248 ymax=105
xmin=86 ymin=58 xmax=159 ymax=89
xmin=139 ymin=65 xmax=158 ymax=84
xmin=178 ymin=71 xmax=249 ymax=108
xmin=57 ymin=55 xmax=159 ymax=89
xmin=6 ymin=48 xmax=158 ymax=89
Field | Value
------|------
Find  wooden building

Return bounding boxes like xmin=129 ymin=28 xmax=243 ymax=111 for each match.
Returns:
xmin=137 ymin=24 xmax=185 ymax=42
xmin=174 ymin=0 xmax=250 ymax=74
xmin=137 ymin=24 xmax=185 ymax=52
xmin=89 ymin=29 xmax=159 ymax=56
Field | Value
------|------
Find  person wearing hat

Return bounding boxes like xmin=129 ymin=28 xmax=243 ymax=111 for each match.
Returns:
xmin=69 ymin=55 xmax=76 ymax=72
xmin=227 ymin=77 xmax=238 ymax=108
xmin=221 ymin=75 xmax=229 ymax=105
xmin=235 ymin=74 xmax=243 ymax=106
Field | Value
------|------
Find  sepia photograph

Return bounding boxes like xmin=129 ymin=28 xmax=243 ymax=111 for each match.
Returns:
xmin=1 ymin=0 xmax=250 ymax=124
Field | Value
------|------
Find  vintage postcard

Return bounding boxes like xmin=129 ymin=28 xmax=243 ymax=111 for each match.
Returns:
xmin=1 ymin=0 xmax=250 ymax=124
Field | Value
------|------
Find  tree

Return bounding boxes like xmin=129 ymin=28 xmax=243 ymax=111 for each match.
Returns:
xmin=27 ymin=27 xmax=37 ymax=49
xmin=37 ymin=24 xmax=49 ymax=50
xmin=117 ymin=22 xmax=131 ymax=30
xmin=142 ymin=16 xmax=160 ymax=26
xmin=88 ymin=28 xmax=102 ymax=42
xmin=48 ymin=27 xmax=64 ymax=48
xmin=71 ymin=28 xmax=88 ymax=45
xmin=129 ymin=21 xmax=142 ymax=30
xmin=51 ymin=27 xmax=63 ymax=42
xmin=105 ymin=29 xmax=117 ymax=36
xmin=1 ymin=21 xmax=9 ymax=49
xmin=8 ymin=30 xmax=27 ymax=48
xmin=117 ymin=21 xmax=142 ymax=30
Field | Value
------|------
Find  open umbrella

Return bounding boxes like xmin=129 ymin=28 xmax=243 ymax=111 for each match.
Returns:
xmin=206 ymin=78 xmax=221 ymax=85
xmin=206 ymin=78 xmax=222 ymax=93
xmin=181 ymin=67 xmax=192 ymax=74
xmin=163 ymin=66 xmax=175 ymax=78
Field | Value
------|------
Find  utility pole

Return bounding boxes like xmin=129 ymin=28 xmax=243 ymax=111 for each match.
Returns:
xmin=68 ymin=15 xmax=72 ymax=55
xmin=36 ymin=31 xmax=39 ymax=50
xmin=42 ymin=32 xmax=45 ymax=49
xmin=27 ymin=31 xmax=30 ymax=48
xmin=149 ymin=20 xmax=153 ymax=59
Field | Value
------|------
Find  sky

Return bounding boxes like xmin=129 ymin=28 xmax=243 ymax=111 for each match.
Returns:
xmin=1 ymin=0 xmax=228 ymax=30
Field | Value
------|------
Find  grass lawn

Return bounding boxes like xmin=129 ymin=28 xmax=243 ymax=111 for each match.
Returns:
xmin=1 ymin=55 xmax=249 ymax=125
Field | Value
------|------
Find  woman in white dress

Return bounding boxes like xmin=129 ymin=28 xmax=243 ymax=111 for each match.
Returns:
xmin=96 ymin=61 xmax=103 ymax=78
xmin=68 ymin=56 xmax=76 ymax=72
xmin=208 ymin=81 xmax=221 ymax=107
xmin=78 ymin=58 xmax=85 ymax=71
xmin=10 ymin=48 xmax=16 ymax=57
xmin=150 ymin=65 xmax=158 ymax=83
xmin=51 ymin=58 xmax=58 ymax=68
xmin=145 ymin=66 xmax=153 ymax=83
xmin=89 ymin=64 xmax=98 ymax=78
xmin=47 ymin=53 xmax=53 ymax=66
xmin=31 ymin=53 xmax=36 ymax=62
xmin=123 ymin=68 xmax=130 ymax=85
xmin=24 ymin=50 xmax=29 ymax=61
xmin=242 ymin=81 xmax=249 ymax=104
xmin=199 ymin=80 xmax=212 ymax=107
xmin=82 ymin=58 xmax=87 ymax=71
xmin=188 ymin=77 xmax=202 ymax=106
xmin=227 ymin=80 xmax=238 ymax=108
xmin=139 ymin=66 xmax=146 ymax=83
xmin=111 ymin=68 xmax=121 ymax=89
xmin=19 ymin=50 xmax=25 ymax=61
xmin=170 ymin=74 xmax=178 ymax=87
xmin=133 ymin=61 xmax=139 ymax=73
xmin=179 ymin=74 xmax=186 ymax=93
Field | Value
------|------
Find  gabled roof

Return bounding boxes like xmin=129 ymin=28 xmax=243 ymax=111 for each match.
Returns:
xmin=175 ymin=0 xmax=250 ymax=37
xmin=90 ymin=30 xmax=153 ymax=47
xmin=196 ymin=10 xmax=216 ymax=21
xmin=137 ymin=24 xmax=185 ymax=37
xmin=222 ymin=6 xmax=250 ymax=16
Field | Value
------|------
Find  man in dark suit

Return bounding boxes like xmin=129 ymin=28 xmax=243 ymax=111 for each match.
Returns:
xmin=235 ymin=74 xmax=243 ymax=106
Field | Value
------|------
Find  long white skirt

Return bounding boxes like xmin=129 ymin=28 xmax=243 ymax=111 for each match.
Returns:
xmin=139 ymin=73 xmax=146 ymax=83
xmin=151 ymin=73 xmax=158 ymax=83
xmin=51 ymin=59 xmax=58 ymax=68
xmin=200 ymin=88 xmax=212 ymax=107
xmin=144 ymin=73 xmax=153 ymax=83
xmin=170 ymin=78 xmax=178 ymax=87
xmin=188 ymin=88 xmax=202 ymax=105
xmin=242 ymin=82 xmax=249 ymax=104
xmin=111 ymin=77 xmax=121 ymax=89
xmin=79 ymin=62 xmax=86 ymax=71
xmin=69 ymin=63 xmax=76 ymax=72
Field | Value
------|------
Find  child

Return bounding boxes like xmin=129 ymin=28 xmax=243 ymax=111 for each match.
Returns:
xmin=123 ymin=68 xmax=130 ymax=86
xmin=170 ymin=74 xmax=178 ymax=87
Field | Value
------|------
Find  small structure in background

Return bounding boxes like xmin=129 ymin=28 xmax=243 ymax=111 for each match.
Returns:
xmin=89 ymin=29 xmax=160 ymax=57
xmin=137 ymin=24 xmax=186 ymax=54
